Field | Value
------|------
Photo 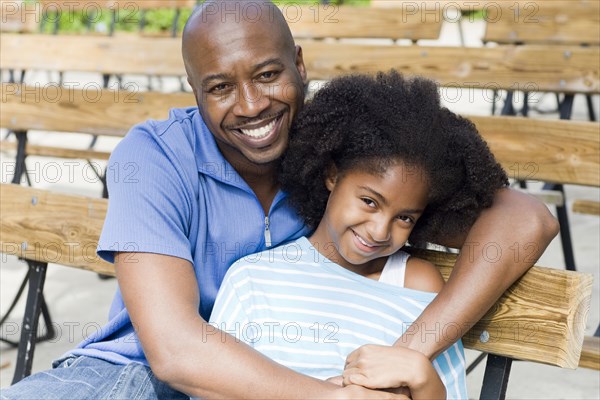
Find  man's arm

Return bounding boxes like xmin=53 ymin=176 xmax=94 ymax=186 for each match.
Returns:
xmin=395 ymin=188 xmax=559 ymax=359
xmin=115 ymin=252 xmax=409 ymax=399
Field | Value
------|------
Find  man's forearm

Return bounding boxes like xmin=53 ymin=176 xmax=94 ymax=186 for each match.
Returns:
xmin=395 ymin=188 xmax=559 ymax=359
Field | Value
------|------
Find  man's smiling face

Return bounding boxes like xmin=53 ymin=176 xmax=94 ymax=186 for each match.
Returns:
xmin=184 ymin=8 xmax=307 ymax=169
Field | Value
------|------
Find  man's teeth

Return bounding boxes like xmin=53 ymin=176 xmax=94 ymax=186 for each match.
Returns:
xmin=240 ymin=119 xmax=276 ymax=138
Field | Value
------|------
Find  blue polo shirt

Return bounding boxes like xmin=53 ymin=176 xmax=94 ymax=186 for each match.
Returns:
xmin=71 ymin=107 xmax=310 ymax=365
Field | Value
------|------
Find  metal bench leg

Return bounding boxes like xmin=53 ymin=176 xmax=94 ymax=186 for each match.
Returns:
xmin=466 ymin=352 xmax=488 ymax=374
xmin=544 ymin=183 xmax=576 ymax=270
xmin=585 ymin=94 xmax=597 ymax=121
xmin=11 ymin=131 xmax=28 ymax=185
xmin=480 ymin=354 xmax=513 ymax=400
xmin=12 ymin=261 xmax=49 ymax=384
xmin=559 ymin=94 xmax=574 ymax=120
xmin=501 ymin=91 xmax=516 ymax=116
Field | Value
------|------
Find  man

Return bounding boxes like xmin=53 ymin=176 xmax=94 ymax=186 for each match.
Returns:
xmin=1 ymin=1 xmax=558 ymax=399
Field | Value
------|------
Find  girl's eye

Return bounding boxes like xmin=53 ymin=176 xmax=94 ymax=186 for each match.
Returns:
xmin=361 ymin=198 xmax=376 ymax=208
xmin=397 ymin=215 xmax=415 ymax=224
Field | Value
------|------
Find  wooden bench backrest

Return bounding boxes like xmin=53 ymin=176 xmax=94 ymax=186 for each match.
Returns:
xmin=283 ymin=5 xmax=442 ymax=41
xmin=0 ymin=83 xmax=194 ymax=136
xmin=483 ymin=0 xmax=600 ymax=46
xmin=2 ymin=34 xmax=599 ymax=94
xmin=3 ymin=83 xmax=599 ymax=187
xmin=470 ymin=116 xmax=600 ymax=187
xmin=0 ymin=182 xmax=592 ymax=369
xmin=38 ymin=0 xmax=198 ymax=10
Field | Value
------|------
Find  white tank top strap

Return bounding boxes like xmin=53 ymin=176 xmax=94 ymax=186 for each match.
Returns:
xmin=378 ymin=250 xmax=409 ymax=287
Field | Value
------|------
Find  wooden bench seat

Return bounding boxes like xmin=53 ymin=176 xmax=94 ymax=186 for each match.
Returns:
xmin=0 ymin=182 xmax=593 ymax=394
xmin=573 ymin=200 xmax=600 ymax=216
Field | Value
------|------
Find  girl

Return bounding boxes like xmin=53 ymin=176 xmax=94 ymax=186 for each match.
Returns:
xmin=209 ymin=71 xmax=508 ymax=399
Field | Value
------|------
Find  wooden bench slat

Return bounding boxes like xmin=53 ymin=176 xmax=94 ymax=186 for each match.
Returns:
xmin=469 ymin=116 xmax=600 ymax=187
xmin=285 ymin=5 xmax=442 ymax=40
xmin=39 ymin=0 xmax=198 ymax=11
xmin=1 ymin=83 xmax=195 ymax=136
xmin=0 ymin=183 xmax=113 ymax=276
xmin=0 ymin=34 xmax=186 ymax=76
xmin=579 ymin=336 xmax=600 ymax=370
xmin=2 ymin=34 xmax=599 ymax=94
xmin=572 ymin=200 xmax=600 ymax=216
xmin=0 ymin=140 xmax=111 ymax=160
xmin=483 ymin=1 xmax=600 ymax=46
xmin=0 ymin=183 xmax=592 ymax=369
xmin=299 ymin=41 xmax=600 ymax=94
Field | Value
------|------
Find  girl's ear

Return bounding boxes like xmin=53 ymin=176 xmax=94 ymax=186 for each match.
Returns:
xmin=325 ymin=164 xmax=338 ymax=192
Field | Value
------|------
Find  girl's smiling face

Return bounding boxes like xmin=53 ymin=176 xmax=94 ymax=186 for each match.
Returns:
xmin=309 ymin=162 xmax=429 ymax=276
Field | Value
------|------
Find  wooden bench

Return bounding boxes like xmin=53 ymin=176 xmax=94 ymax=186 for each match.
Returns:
xmin=1 ymin=0 xmax=598 ymax=173
xmin=483 ymin=0 xmax=600 ymax=47
xmin=0 ymin=181 xmax=593 ymax=399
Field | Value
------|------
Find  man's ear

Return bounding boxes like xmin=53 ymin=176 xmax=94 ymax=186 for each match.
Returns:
xmin=187 ymin=77 xmax=197 ymax=97
xmin=295 ymin=45 xmax=308 ymax=85
xmin=325 ymin=164 xmax=338 ymax=191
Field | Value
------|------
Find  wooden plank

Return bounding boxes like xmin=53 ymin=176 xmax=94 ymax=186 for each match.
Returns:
xmin=469 ymin=116 xmax=600 ymax=187
xmin=411 ymin=248 xmax=593 ymax=369
xmin=484 ymin=1 xmax=600 ymax=46
xmin=299 ymin=41 xmax=600 ymax=94
xmin=1 ymin=83 xmax=195 ymax=136
xmin=579 ymin=336 xmax=600 ymax=370
xmin=372 ymin=0 xmax=488 ymax=8
xmin=0 ymin=183 xmax=114 ymax=276
xmin=0 ymin=140 xmax=111 ymax=160
xmin=283 ymin=5 xmax=442 ymax=40
xmin=3 ymin=34 xmax=599 ymax=94
xmin=0 ymin=182 xmax=592 ymax=369
xmin=0 ymin=34 xmax=186 ymax=76
xmin=573 ymin=200 xmax=600 ymax=216
xmin=39 ymin=0 xmax=197 ymax=11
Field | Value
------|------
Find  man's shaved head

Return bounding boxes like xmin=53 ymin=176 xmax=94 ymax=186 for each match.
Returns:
xmin=182 ymin=0 xmax=296 ymax=82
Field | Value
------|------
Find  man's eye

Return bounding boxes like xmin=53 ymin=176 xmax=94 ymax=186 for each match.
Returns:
xmin=259 ymin=71 xmax=278 ymax=80
xmin=211 ymin=83 xmax=231 ymax=93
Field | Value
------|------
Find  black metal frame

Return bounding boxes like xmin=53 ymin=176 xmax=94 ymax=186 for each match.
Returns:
xmin=0 ymin=260 xmax=55 ymax=384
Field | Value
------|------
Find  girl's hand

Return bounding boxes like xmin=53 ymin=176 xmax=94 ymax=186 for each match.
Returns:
xmin=343 ymin=344 xmax=431 ymax=390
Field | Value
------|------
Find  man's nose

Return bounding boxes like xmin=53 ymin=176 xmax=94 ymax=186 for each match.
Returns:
xmin=233 ymin=82 xmax=270 ymax=117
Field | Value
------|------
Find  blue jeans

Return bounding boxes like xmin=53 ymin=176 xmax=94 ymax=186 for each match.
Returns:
xmin=0 ymin=356 xmax=188 ymax=400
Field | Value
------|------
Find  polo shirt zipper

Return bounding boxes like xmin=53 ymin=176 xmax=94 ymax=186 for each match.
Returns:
xmin=264 ymin=216 xmax=272 ymax=247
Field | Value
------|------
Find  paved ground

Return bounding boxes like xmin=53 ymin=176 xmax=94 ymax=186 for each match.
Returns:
xmin=1 ymin=17 xmax=599 ymax=399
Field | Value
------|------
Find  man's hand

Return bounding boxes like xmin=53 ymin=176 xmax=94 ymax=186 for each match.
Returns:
xmin=337 ymin=384 xmax=411 ymax=400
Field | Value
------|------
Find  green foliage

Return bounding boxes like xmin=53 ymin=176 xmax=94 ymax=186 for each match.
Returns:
xmin=37 ymin=0 xmax=370 ymax=34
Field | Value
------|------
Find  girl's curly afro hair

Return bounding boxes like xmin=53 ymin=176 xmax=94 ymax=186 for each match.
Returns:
xmin=279 ymin=71 xmax=508 ymax=246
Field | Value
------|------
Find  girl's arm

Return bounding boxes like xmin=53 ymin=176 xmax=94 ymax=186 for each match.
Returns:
xmin=343 ymin=345 xmax=446 ymax=400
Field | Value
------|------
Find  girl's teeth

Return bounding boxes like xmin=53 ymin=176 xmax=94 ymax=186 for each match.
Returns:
xmin=240 ymin=119 xmax=276 ymax=138
xmin=356 ymin=234 xmax=374 ymax=247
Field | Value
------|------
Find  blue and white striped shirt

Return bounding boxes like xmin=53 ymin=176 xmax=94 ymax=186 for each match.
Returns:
xmin=210 ymin=237 xmax=468 ymax=399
